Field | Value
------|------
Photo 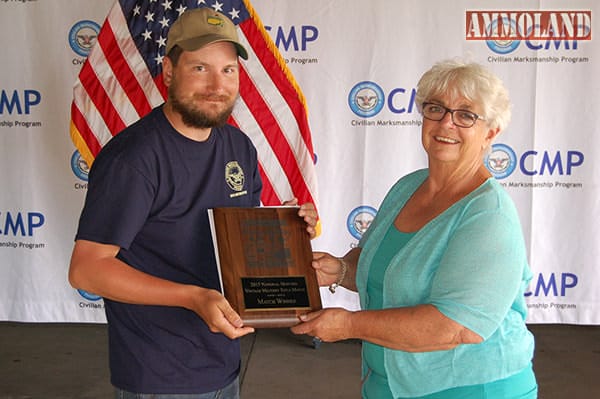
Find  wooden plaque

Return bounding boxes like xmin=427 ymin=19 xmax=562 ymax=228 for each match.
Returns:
xmin=208 ymin=207 xmax=321 ymax=328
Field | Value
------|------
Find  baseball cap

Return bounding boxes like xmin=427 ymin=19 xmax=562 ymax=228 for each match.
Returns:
xmin=166 ymin=7 xmax=248 ymax=60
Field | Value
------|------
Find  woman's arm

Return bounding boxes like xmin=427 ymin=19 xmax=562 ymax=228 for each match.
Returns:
xmin=292 ymin=304 xmax=482 ymax=352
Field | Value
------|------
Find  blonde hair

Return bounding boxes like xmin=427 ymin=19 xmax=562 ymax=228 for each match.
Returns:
xmin=415 ymin=59 xmax=512 ymax=131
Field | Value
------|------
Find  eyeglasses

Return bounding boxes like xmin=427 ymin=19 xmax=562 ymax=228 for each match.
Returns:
xmin=421 ymin=102 xmax=485 ymax=128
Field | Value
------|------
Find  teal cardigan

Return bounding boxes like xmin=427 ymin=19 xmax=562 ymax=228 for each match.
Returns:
xmin=357 ymin=169 xmax=535 ymax=397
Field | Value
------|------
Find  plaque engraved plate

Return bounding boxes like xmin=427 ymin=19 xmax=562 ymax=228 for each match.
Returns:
xmin=209 ymin=207 xmax=321 ymax=328
xmin=241 ymin=276 xmax=311 ymax=309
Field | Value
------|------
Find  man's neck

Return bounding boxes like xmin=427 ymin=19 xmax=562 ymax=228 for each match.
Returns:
xmin=162 ymin=103 xmax=212 ymax=142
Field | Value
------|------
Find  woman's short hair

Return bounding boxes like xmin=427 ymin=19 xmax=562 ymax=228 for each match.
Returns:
xmin=415 ymin=59 xmax=512 ymax=131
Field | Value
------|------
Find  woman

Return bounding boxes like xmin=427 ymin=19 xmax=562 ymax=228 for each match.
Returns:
xmin=291 ymin=59 xmax=537 ymax=398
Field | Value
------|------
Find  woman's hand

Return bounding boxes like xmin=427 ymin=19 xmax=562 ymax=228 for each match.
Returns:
xmin=312 ymin=252 xmax=344 ymax=287
xmin=291 ymin=308 xmax=354 ymax=343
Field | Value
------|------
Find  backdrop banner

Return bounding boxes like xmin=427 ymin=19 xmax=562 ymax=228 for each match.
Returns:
xmin=0 ymin=0 xmax=597 ymax=324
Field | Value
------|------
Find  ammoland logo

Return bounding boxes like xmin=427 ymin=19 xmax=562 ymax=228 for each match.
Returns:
xmin=465 ymin=10 xmax=592 ymax=41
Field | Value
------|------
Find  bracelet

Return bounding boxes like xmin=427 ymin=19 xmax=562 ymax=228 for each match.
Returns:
xmin=328 ymin=257 xmax=348 ymax=294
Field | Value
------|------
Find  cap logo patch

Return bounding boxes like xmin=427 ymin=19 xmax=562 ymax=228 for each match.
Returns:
xmin=207 ymin=16 xmax=224 ymax=27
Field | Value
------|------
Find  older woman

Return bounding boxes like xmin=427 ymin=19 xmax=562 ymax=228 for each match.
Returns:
xmin=291 ymin=59 xmax=537 ymax=399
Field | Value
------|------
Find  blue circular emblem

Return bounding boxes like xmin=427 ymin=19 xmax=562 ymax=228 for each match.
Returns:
xmin=71 ymin=150 xmax=89 ymax=181
xmin=69 ymin=20 xmax=101 ymax=57
xmin=77 ymin=289 xmax=102 ymax=301
xmin=348 ymin=81 xmax=385 ymax=118
xmin=346 ymin=206 xmax=378 ymax=240
xmin=485 ymin=18 xmax=520 ymax=54
xmin=486 ymin=143 xmax=517 ymax=179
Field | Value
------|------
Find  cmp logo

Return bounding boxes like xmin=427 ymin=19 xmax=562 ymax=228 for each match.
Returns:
xmin=77 ymin=289 xmax=102 ymax=301
xmin=485 ymin=143 xmax=517 ymax=179
xmin=69 ymin=20 xmax=101 ymax=57
xmin=346 ymin=206 xmax=377 ymax=240
xmin=265 ymin=25 xmax=319 ymax=52
xmin=348 ymin=81 xmax=385 ymax=118
xmin=70 ymin=150 xmax=89 ymax=181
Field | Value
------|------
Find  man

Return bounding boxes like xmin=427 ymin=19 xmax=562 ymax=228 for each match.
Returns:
xmin=69 ymin=8 xmax=317 ymax=398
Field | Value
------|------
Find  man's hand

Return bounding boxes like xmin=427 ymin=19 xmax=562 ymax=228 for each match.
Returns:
xmin=283 ymin=198 xmax=319 ymax=239
xmin=189 ymin=287 xmax=255 ymax=339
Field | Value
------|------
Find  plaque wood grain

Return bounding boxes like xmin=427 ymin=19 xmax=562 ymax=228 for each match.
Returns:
xmin=209 ymin=207 xmax=321 ymax=328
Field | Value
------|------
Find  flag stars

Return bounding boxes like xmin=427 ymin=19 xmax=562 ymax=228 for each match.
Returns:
xmin=156 ymin=35 xmax=167 ymax=48
xmin=176 ymin=4 xmax=187 ymax=16
xmin=120 ymin=2 xmax=248 ymax=79
xmin=159 ymin=16 xmax=170 ymax=28
xmin=212 ymin=1 xmax=224 ymax=12
xmin=229 ymin=8 xmax=240 ymax=20
xmin=145 ymin=11 xmax=155 ymax=23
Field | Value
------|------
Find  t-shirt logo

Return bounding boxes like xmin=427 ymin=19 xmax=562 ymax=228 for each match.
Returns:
xmin=225 ymin=161 xmax=245 ymax=193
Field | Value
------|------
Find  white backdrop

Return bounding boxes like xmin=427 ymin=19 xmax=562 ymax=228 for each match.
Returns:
xmin=0 ymin=0 xmax=597 ymax=324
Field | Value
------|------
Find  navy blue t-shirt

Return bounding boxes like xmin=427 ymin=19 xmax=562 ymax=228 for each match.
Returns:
xmin=75 ymin=106 xmax=262 ymax=393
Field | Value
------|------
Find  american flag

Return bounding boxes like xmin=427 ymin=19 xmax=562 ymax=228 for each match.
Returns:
xmin=70 ymin=0 xmax=319 ymax=211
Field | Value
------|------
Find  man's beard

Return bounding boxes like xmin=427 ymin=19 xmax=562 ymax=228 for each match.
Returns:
xmin=168 ymin=85 xmax=235 ymax=129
